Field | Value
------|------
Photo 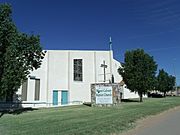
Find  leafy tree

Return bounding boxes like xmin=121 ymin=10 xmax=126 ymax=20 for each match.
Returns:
xmin=0 ymin=4 xmax=44 ymax=101
xmin=156 ymin=69 xmax=168 ymax=96
xmin=118 ymin=49 xmax=157 ymax=102
xmin=157 ymin=69 xmax=176 ymax=96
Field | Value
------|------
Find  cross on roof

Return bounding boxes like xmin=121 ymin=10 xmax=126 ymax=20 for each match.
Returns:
xmin=101 ymin=60 xmax=108 ymax=82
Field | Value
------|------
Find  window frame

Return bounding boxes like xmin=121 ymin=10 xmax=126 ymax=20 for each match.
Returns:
xmin=73 ymin=59 xmax=83 ymax=82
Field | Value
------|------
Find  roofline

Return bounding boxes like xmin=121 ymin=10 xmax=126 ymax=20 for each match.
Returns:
xmin=43 ymin=49 xmax=112 ymax=52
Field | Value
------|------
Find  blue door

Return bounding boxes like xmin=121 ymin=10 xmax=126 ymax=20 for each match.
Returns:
xmin=53 ymin=90 xmax=58 ymax=105
xmin=61 ymin=91 xmax=68 ymax=105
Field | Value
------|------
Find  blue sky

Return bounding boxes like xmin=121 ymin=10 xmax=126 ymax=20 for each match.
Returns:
xmin=1 ymin=0 xmax=180 ymax=85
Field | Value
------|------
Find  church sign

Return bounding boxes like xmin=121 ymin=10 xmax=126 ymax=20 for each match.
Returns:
xmin=95 ymin=86 xmax=112 ymax=104
xmin=91 ymin=83 xmax=122 ymax=107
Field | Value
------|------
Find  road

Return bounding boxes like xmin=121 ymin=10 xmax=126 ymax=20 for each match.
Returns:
xmin=122 ymin=106 xmax=180 ymax=135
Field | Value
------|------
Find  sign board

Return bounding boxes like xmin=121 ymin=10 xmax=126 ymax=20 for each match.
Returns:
xmin=95 ymin=85 xmax=112 ymax=104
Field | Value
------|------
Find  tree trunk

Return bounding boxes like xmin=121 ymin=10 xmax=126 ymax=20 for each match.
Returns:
xmin=139 ymin=92 xmax=143 ymax=102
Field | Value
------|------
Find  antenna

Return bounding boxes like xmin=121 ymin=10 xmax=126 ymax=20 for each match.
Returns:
xmin=109 ymin=37 xmax=112 ymax=50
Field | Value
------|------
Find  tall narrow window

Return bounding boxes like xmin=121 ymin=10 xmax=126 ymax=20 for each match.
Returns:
xmin=34 ymin=79 xmax=40 ymax=100
xmin=22 ymin=79 xmax=28 ymax=101
xmin=74 ymin=59 xmax=83 ymax=81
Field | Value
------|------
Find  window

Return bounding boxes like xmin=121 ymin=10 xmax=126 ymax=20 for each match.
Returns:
xmin=22 ymin=79 xmax=28 ymax=101
xmin=74 ymin=59 xmax=83 ymax=81
xmin=34 ymin=79 xmax=40 ymax=100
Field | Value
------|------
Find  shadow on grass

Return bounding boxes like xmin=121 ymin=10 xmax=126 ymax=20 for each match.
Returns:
xmin=83 ymin=102 xmax=92 ymax=107
xmin=83 ymin=99 xmax=140 ymax=107
xmin=0 ymin=108 xmax=38 ymax=118
xmin=83 ymin=100 xmax=140 ymax=106
xmin=121 ymin=99 xmax=140 ymax=102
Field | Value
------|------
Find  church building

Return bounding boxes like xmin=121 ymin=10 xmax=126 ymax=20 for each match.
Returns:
xmin=17 ymin=46 xmax=141 ymax=108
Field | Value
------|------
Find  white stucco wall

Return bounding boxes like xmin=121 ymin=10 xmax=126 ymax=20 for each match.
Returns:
xmin=69 ymin=51 xmax=95 ymax=103
xmin=123 ymin=87 xmax=139 ymax=99
xmin=123 ymin=87 xmax=148 ymax=99
xmin=17 ymin=51 xmax=48 ymax=103
xmin=18 ymin=50 xmax=143 ymax=108
xmin=112 ymin=59 xmax=123 ymax=83
xmin=47 ymin=51 xmax=69 ymax=105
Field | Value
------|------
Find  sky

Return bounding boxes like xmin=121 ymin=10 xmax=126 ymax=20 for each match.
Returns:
xmin=1 ymin=0 xmax=180 ymax=85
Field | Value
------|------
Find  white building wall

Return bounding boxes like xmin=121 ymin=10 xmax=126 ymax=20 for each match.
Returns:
xmin=112 ymin=59 xmax=122 ymax=83
xmin=17 ymin=51 xmax=48 ymax=103
xmin=18 ymin=49 xmax=145 ymax=108
xmin=123 ymin=87 xmax=148 ymax=99
xmin=47 ymin=50 xmax=119 ymax=105
xmin=95 ymin=51 xmax=112 ymax=82
xmin=47 ymin=51 xmax=69 ymax=105
xmin=69 ymin=51 xmax=95 ymax=103
xmin=123 ymin=87 xmax=139 ymax=99
xmin=30 ymin=52 xmax=48 ymax=103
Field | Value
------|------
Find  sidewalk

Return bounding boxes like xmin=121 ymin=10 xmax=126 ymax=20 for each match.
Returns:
xmin=121 ymin=106 xmax=180 ymax=135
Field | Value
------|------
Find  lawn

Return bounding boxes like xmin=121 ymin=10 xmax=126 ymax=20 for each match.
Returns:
xmin=0 ymin=97 xmax=180 ymax=135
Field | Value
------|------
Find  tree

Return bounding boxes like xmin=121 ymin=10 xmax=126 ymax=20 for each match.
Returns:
xmin=156 ymin=69 xmax=168 ymax=96
xmin=118 ymin=49 xmax=157 ymax=102
xmin=0 ymin=4 xmax=44 ymax=101
xmin=168 ymin=75 xmax=176 ymax=92
xmin=157 ymin=69 xmax=176 ymax=96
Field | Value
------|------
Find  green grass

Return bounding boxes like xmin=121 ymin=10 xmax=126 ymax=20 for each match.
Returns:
xmin=1 ymin=97 xmax=180 ymax=135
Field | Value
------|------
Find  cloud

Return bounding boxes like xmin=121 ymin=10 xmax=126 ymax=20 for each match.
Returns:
xmin=126 ymin=27 xmax=180 ymax=39
xmin=130 ymin=0 xmax=180 ymax=25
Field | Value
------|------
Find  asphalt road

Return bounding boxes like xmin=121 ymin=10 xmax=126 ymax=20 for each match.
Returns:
xmin=123 ymin=107 xmax=180 ymax=135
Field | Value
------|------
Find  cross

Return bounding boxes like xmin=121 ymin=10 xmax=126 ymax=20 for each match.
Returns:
xmin=101 ymin=60 xmax=108 ymax=82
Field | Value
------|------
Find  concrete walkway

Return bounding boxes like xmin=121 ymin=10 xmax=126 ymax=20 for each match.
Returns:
xmin=122 ymin=106 xmax=180 ymax=135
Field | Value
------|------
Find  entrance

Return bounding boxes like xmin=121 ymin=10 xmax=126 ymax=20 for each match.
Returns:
xmin=61 ymin=91 xmax=68 ymax=105
xmin=53 ymin=90 xmax=58 ymax=105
